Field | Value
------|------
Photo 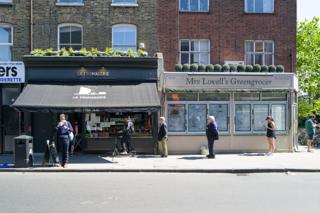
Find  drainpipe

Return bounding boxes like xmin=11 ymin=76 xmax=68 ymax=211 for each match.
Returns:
xmin=30 ymin=0 xmax=34 ymax=51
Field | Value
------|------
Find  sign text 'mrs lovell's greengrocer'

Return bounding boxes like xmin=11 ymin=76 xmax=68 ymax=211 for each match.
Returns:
xmin=0 ymin=61 xmax=25 ymax=83
xmin=164 ymin=72 xmax=297 ymax=90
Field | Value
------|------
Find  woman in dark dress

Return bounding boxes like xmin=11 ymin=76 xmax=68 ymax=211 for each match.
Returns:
xmin=206 ymin=116 xmax=218 ymax=159
xmin=265 ymin=115 xmax=276 ymax=155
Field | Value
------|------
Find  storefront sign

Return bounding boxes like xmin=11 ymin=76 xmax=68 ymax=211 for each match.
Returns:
xmin=72 ymin=86 xmax=107 ymax=100
xmin=0 ymin=61 xmax=25 ymax=83
xmin=164 ymin=72 xmax=298 ymax=91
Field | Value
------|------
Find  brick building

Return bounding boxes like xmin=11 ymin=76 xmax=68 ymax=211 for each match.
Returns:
xmin=158 ymin=0 xmax=296 ymax=72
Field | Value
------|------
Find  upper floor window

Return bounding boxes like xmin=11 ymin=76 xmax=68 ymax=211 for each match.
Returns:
xmin=180 ymin=39 xmax=210 ymax=65
xmin=112 ymin=24 xmax=137 ymax=51
xmin=245 ymin=40 xmax=274 ymax=65
xmin=0 ymin=0 xmax=13 ymax=4
xmin=245 ymin=0 xmax=274 ymax=13
xmin=179 ymin=0 xmax=209 ymax=12
xmin=112 ymin=0 xmax=137 ymax=4
xmin=57 ymin=0 xmax=83 ymax=4
xmin=58 ymin=24 xmax=82 ymax=50
xmin=0 ymin=24 xmax=13 ymax=61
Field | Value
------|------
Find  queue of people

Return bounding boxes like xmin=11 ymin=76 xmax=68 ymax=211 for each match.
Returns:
xmin=54 ymin=110 xmax=319 ymax=168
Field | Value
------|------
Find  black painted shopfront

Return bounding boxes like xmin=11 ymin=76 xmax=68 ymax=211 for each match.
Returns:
xmin=13 ymin=56 xmax=161 ymax=153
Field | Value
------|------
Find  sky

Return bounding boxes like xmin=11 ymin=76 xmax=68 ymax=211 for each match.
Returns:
xmin=297 ymin=0 xmax=320 ymax=21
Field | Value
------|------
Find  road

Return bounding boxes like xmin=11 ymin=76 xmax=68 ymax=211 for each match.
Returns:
xmin=0 ymin=172 xmax=319 ymax=213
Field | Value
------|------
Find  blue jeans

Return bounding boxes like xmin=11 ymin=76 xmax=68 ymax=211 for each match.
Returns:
xmin=208 ymin=139 xmax=215 ymax=157
xmin=58 ymin=137 xmax=70 ymax=165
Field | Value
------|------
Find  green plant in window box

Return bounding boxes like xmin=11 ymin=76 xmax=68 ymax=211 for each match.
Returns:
xmin=237 ymin=64 xmax=245 ymax=72
xmin=68 ymin=48 xmax=75 ymax=56
xmin=58 ymin=48 xmax=69 ymax=56
xmin=175 ymin=64 xmax=183 ymax=72
xmin=190 ymin=63 xmax=199 ymax=72
xmin=90 ymin=48 xmax=100 ymax=56
xmin=103 ymin=47 xmax=113 ymax=56
xmin=126 ymin=48 xmax=135 ymax=57
xmin=206 ymin=64 xmax=214 ymax=72
xmin=31 ymin=48 xmax=44 ymax=56
xmin=222 ymin=64 xmax=230 ymax=72
xmin=214 ymin=64 xmax=222 ymax=72
xmin=44 ymin=48 xmax=55 ymax=56
xmin=198 ymin=64 xmax=206 ymax=72
xmin=113 ymin=49 xmax=122 ymax=57
xmin=182 ymin=64 xmax=190 ymax=72
xmin=78 ymin=48 xmax=89 ymax=56
xmin=253 ymin=64 xmax=261 ymax=72
xmin=276 ymin=65 xmax=285 ymax=72
xmin=261 ymin=65 xmax=269 ymax=72
xmin=268 ymin=65 xmax=276 ymax=72
xmin=229 ymin=64 xmax=237 ymax=72
xmin=137 ymin=49 xmax=148 ymax=57
xmin=245 ymin=65 xmax=253 ymax=72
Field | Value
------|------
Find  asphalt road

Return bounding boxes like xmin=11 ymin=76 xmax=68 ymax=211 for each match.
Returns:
xmin=0 ymin=172 xmax=319 ymax=213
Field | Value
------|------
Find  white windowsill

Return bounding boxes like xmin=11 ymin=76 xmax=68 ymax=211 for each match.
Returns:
xmin=56 ymin=3 xmax=84 ymax=7
xmin=111 ymin=3 xmax=138 ymax=7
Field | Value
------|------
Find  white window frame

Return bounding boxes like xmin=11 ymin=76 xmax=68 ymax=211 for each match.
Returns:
xmin=244 ymin=0 xmax=274 ymax=13
xmin=245 ymin=40 xmax=274 ymax=65
xmin=179 ymin=39 xmax=210 ymax=65
xmin=57 ymin=23 xmax=83 ymax=50
xmin=0 ymin=24 xmax=13 ymax=61
xmin=112 ymin=24 xmax=137 ymax=51
xmin=179 ymin=0 xmax=209 ymax=12
xmin=111 ymin=0 xmax=138 ymax=7
xmin=56 ymin=0 xmax=84 ymax=6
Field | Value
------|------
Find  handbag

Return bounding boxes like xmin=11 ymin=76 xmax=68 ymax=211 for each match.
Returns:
xmin=69 ymin=131 xmax=74 ymax=141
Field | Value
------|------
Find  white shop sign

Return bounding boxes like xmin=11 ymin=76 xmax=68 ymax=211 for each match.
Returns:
xmin=0 ymin=61 xmax=25 ymax=84
xmin=164 ymin=72 xmax=298 ymax=91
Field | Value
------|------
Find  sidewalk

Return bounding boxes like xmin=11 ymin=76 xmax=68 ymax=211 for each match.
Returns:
xmin=1 ymin=146 xmax=320 ymax=173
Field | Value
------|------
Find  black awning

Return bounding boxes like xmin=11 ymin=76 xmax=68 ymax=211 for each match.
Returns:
xmin=12 ymin=83 xmax=160 ymax=112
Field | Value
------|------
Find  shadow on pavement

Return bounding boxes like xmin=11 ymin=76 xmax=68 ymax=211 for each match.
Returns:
xmin=178 ymin=156 xmax=206 ymax=160
xmin=240 ymin=153 xmax=266 ymax=157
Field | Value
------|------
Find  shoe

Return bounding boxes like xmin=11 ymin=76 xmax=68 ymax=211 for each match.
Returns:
xmin=62 ymin=164 xmax=68 ymax=168
xmin=207 ymin=155 xmax=215 ymax=159
xmin=120 ymin=151 xmax=128 ymax=155
xmin=265 ymin=152 xmax=273 ymax=156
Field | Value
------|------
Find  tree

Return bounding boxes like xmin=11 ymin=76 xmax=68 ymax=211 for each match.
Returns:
xmin=297 ymin=17 xmax=320 ymax=97
xmin=297 ymin=17 xmax=320 ymax=121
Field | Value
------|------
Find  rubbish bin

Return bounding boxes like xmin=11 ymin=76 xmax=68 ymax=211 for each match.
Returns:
xmin=13 ymin=135 xmax=33 ymax=168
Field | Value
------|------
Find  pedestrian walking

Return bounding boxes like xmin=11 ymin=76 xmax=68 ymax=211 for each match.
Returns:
xmin=305 ymin=114 xmax=315 ymax=152
xmin=120 ymin=117 xmax=135 ymax=154
xmin=69 ymin=120 xmax=78 ymax=157
xmin=264 ymin=115 xmax=276 ymax=155
xmin=56 ymin=114 xmax=73 ymax=168
xmin=206 ymin=116 xmax=219 ymax=159
xmin=158 ymin=116 xmax=168 ymax=158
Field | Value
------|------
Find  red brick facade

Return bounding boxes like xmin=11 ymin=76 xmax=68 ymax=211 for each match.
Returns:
xmin=157 ymin=0 xmax=296 ymax=72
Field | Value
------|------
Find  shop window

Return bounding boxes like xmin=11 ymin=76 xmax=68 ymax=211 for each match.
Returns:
xmin=180 ymin=40 xmax=210 ymax=65
xmin=167 ymin=92 xmax=198 ymax=102
xmin=261 ymin=92 xmax=287 ymax=101
xmin=85 ymin=112 xmax=152 ymax=138
xmin=188 ymin=104 xmax=207 ymax=132
xmin=0 ymin=24 xmax=13 ymax=61
xmin=209 ymin=104 xmax=228 ymax=131
xmin=272 ymin=104 xmax=286 ymax=131
xmin=235 ymin=104 xmax=251 ymax=131
xmin=112 ymin=24 xmax=137 ymax=51
xmin=58 ymin=24 xmax=82 ymax=50
xmin=0 ymin=0 xmax=12 ymax=4
xmin=245 ymin=40 xmax=274 ymax=65
xmin=2 ymin=86 xmax=20 ymax=106
xmin=199 ymin=93 xmax=230 ymax=101
xmin=245 ymin=0 xmax=274 ymax=13
xmin=179 ymin=0 xmax=209 ymax=12
xmin=234 ymin=93 xmax=260 ymax=101
xmin=253 ymin=104 xmax=269 ymax=131
xmin=167 ymin=104 xmax=186 ymax=132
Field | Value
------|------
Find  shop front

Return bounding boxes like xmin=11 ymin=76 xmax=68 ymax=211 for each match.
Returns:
xmin=13 ymin=56 xmax=161 ymax=154
xmin=162 ymin=72 xmax=298 ymax=154
xmin=0 ymin=61 xmax=25 ymax=153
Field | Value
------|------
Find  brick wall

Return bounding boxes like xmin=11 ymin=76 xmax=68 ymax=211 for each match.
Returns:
xmin=0 ymin=1 xmax=31 ymax=61
xmin=32 ymin=0 xmax=158 ymax=55
xmin=158 ymin=0 xmax=296 ymax=72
